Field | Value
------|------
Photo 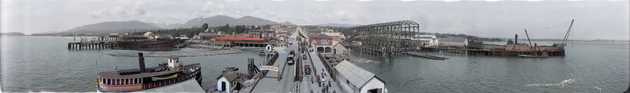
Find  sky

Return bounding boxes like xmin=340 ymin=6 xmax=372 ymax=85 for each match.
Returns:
xmin=1 ymin=0 xmax=628 ymax=40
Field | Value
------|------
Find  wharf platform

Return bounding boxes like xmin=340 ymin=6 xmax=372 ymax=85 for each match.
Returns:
xmin=403 ymin=52 xmax=448 ymax=60
xmin=138 ymin=79 xmax=205 ymax=92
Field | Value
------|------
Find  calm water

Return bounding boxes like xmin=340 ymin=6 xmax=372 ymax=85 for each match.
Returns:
xmin=1 ymin=36 xmax=629 ymax=92
xmin=1 ymin=36 xmax=266 ymax=92
xmin=354 ymin=40 xmax=630 ymax=93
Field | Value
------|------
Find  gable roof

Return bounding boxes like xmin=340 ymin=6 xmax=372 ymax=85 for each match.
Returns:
xmin=334 ymin=60 xmax=376 ymax=88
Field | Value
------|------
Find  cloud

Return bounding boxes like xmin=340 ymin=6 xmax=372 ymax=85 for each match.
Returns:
xmin=89 ymin=1 xmax=147 ymax=18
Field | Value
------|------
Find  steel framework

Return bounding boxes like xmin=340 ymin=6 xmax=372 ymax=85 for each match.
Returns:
xmin=350 ymin=20 xmax=422 ymax=57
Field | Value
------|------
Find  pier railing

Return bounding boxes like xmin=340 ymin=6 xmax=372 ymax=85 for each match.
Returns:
xmin=67 ymin=41 xmax=116 ymax=50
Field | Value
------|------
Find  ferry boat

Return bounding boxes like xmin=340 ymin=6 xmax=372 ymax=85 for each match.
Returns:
xmin=96 ymin=53 xmax=202 ymax=92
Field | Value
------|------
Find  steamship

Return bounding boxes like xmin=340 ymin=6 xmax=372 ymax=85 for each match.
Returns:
xmin=96 ymin=53 xmax=202 ymax=92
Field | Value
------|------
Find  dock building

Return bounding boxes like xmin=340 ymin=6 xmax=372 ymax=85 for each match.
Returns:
xmin=334 ymin=60 xmax=387 ymax=93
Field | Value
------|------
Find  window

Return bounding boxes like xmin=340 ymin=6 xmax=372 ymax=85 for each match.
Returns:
xmin=368 ymin=88 xmax=382 ymax=93
xmin=220 ymin=82 xmax=227 ymax=91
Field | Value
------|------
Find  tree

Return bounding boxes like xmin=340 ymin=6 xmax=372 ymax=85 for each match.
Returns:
xmin=202 ymin=23 xmax=209 ymax=31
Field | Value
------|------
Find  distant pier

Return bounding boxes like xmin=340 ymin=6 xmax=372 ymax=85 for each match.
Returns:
xmin=67 ymin=41 xmax=116 ymax=50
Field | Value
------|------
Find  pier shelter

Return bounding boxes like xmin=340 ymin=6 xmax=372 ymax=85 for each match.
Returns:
xmin=335 ymin=61 xmax=387 ymax=93
xmin=216 ymin=72 xmax=242 ymax=93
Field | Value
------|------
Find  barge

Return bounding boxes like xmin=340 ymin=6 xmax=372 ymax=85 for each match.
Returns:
xmin=96 ymin=53 xmax=202 ymax=92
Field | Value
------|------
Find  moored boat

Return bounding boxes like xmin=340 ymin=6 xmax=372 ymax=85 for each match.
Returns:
xmin=96 ymin=53 xmax=202 ymax=92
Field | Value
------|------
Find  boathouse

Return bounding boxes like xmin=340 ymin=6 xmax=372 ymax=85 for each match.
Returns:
xmin=335 ymin=61 xmax=388 ymax=93
xmin=216 ymin=71 xmax=242 ymax=93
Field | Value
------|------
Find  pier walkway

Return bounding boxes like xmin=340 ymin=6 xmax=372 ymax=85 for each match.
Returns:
xmin=249 ymin=30 xmax=341 ymax=93
xmin=141 ymin=79 xmax=205 ymax=92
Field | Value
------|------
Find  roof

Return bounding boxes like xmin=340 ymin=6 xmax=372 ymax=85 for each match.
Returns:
xmin=334 ymin=60 xmax=376 ymax=88
xmin=215 ymin=34 xmax=266 ymax=41
xmin=141 ymin=79 xmax=205 ymax=92
xmin=98 ymin=67 xmax=178 ymax=79
xmin=222 ymin=71 xmax=241 ymax=81
xmin=98 ymin=63 xmax=200 ymax=79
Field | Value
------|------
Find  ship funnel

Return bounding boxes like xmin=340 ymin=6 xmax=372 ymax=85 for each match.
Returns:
xmin=514 ymin=34 xmax=518 ymax=44
xmin=138 ymin=52 xmax=146 ymax=72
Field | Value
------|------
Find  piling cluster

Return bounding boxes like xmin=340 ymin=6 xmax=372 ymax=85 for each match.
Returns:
xmin=67 ymin=41 xmax=115 ymax=50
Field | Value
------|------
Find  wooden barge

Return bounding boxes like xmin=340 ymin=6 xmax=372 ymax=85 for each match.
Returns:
xmin=466 ymin=44 xmax=564 ymax=57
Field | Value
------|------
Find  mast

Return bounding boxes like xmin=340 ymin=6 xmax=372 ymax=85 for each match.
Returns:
xmin=524 ymin=28 xmax=533 ymax=47
xmin=562 ymin=18 xmax=575 ymax=45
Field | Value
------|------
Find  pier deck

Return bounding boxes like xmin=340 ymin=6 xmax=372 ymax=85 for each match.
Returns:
xmin=141 ymin=79 xmax=205 ymax=92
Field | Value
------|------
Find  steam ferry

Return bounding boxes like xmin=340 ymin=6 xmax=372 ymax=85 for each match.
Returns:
xmin=96 ymin=53 xmax=202 ymax=92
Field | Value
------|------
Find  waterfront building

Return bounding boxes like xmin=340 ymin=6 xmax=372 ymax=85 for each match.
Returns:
xmin=309 ymin=32 xmax=345 ymax=54
xmin=438 ymin=36 xmax=469 ymax=48
xmin=216 ymin=71 xmax=242 ymax=93
xmin=195 ymin=32 xmax=222 ymax=40
xmin=334 ymin=61 xmax=387 ymax=93
xmin=411 ymin=34 xmax=439 ymax=47
xmin=214 ymin=34 xmax=268 ymax=47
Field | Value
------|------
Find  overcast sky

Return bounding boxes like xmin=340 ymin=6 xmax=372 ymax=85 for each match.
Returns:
xmin=1 ymin=0 xmax=628 ymax=40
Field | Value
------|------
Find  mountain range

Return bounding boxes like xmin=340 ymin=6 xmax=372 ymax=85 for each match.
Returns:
xmin=65 ymin=20 xmax=161 ymax=33
xmin=183 ymin=15 xmax=279 ymax=27
xmin=61 ymin=15 xmax=280 ymax=33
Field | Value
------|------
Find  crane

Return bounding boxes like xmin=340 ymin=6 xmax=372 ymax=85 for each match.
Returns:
xmin=562 ymin=18 xmax=576 ymax=46
xmin=523 ymin=28 xmax=533 ymax=48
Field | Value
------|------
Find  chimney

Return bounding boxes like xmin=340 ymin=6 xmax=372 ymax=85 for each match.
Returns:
xmin=138 ymin=52 xmax=146 ymax=72
xmin=514 ymin=34 xmax=518 ymax=44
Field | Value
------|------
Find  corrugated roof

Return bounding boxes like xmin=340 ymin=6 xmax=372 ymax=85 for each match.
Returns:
xmin=141 ymin=79 xmax=205 ymax=92
xmin=334 ymin=60 xmax=375 ymax=88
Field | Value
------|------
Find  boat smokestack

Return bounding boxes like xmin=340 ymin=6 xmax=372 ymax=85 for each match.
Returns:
xmin=138 ymin=52 xmax=146 ymax=72
xmin=514 ymin=34 xmax=518 ymax=44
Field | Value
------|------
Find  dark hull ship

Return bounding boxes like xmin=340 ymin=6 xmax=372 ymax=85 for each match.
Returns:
xmin=97 ymin=53 xmax=201 ymax=92
xmin=114 ymin=39 xmax=186 ymax=51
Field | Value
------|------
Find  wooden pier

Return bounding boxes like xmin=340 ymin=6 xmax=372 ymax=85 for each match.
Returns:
xmin=67 ymin=41 xmax=116 ymax=50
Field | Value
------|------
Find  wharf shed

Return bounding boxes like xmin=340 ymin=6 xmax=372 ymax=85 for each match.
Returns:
xmin=334 ymin=61 xmax=387 ymax=93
